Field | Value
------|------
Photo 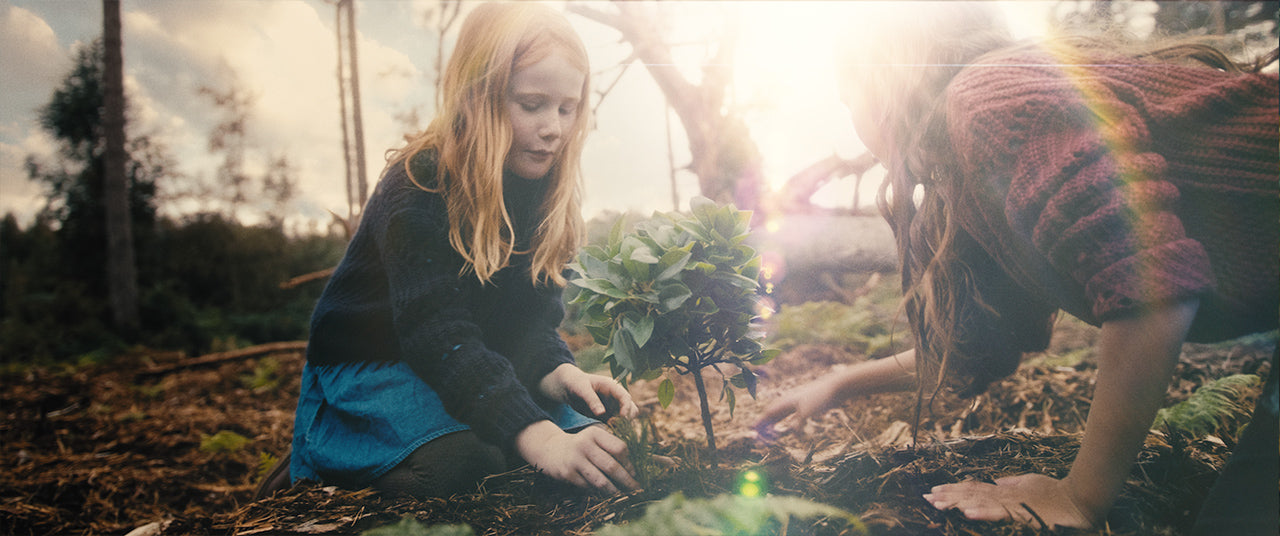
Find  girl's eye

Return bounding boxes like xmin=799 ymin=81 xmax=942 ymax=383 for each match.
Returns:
xmin=559 ymin=107 xmax=574 ymax=116
xmin=521 ymin=102 xmax=539 ymax=112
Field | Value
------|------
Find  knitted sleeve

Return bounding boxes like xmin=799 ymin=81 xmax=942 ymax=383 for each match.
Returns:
xmin=376 ymin=185 xmax=551 ymax=448
xmin=508 ymin=283 xmax=577 ymax=393
xmin=947 ymin=58 xmax=1215 ymax=321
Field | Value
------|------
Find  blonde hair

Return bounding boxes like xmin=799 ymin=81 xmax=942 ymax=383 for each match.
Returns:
xmin=388 ymin=2 xmax=589 ymax=286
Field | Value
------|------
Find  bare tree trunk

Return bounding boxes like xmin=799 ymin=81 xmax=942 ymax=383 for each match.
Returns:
xmin=345 ymin=0 xmax=369 ymax=214
xmin=568 ymin=2 xmax=763 ymax=209
xmin=102 ymin=0 xmax=139 ymax=331
xmin=665 ymin=101 xmax=678 ymax=211
xmin=432 ymin=1 xmax=463 ymax=98
xmin=335 ymin=1 xmax=354 ymax=223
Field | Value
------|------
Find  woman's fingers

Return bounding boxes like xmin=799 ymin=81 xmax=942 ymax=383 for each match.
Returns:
xmin=925 ymin=481 xmax=1013 ymax=521
xmin=923 ymin=475 xmax=1092 ymax=529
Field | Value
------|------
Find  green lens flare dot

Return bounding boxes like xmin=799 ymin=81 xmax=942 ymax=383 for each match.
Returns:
xmin=736 ymin=469 xmax=769 ymax=497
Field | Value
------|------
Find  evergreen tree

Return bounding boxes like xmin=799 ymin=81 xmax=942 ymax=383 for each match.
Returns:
xmin=22 ymin=39 xmax=163 ymax=351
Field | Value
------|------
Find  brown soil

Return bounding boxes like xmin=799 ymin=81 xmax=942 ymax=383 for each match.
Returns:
xmin=1 ymin=317 xmax=1272 ymax=536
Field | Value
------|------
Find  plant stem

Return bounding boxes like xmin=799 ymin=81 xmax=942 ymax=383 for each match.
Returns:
xmin=691 ymin=365 xmax=717 ymax=451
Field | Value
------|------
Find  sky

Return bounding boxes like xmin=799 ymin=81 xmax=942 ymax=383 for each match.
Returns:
xmin=0 ymin=1 xmax=1061 ymax=230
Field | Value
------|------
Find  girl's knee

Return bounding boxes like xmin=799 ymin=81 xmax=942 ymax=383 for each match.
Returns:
xmin=372 ymin=431 xmax=505 ymax=498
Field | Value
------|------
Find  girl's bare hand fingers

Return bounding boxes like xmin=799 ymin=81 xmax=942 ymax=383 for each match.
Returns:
xmin=584 ymin=444 xmax=638 ymax=491
xmin=577 ymin=464 xmax=620 ymax=495
xmin=593 ymin=377 xmax=636 ymax=418
xmin=585 ymin=428 xmax=639 ymax=489
xmin=754 ymin=401 xmax=794 ymax=429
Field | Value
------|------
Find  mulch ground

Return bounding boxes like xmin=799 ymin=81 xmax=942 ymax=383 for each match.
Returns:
xmin=1 ymin=316 xmax=1272 ymax=536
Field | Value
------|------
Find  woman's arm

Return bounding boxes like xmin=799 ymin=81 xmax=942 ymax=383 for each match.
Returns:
xmin=925 ymin=299 xmax=1197 ymax=528
xmin=1063 ymin=298 xmax=1198 ymax=519
xmin=755 ymin=349 xmax=917 ymax=436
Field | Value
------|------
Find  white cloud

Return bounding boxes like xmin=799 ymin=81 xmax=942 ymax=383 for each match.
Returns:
xmin=0 ymin=127 xmax=58 ymax=224
xmin=108 ymin=0 xmax=435 ymax=223
xmin=0 ymin=3 xmax=70 ymax=122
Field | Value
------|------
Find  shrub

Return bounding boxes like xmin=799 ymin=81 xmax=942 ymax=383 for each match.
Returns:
xmin=570 ymin=197 xmax=777 ymax=450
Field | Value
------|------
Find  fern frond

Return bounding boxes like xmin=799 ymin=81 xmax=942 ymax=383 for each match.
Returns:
xmin=1153 ymin=374 xmax=1262 ymax=439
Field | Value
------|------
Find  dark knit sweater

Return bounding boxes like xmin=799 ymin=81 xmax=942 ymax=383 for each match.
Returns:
xmin=944 ymin=50 xmax=1278 ymax=341
xmin=305 ymin=152 xmax=575 ymax=448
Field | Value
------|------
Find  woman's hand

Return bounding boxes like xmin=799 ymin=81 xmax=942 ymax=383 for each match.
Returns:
xmin=925 ymin=301 xmax=1198 ymax=530
xmin=514 ymin=420 xmax=640 ymax=494
xmin=923 ymin=474 xmax=1096 ymax=529
xmin=755 ymin=349 xmax=917 ymax=439
xmin=539 ymin=363 xmax=639 ymax=420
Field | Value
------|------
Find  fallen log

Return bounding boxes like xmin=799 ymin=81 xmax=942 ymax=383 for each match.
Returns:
xmin=139 ymin=341 xmax=307 ymax=377
xmin=280 ymin=267 xmax=336 ymax=289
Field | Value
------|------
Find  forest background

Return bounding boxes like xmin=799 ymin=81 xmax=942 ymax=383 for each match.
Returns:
xmin=1 ymin=0 xmax=1275 ymax=366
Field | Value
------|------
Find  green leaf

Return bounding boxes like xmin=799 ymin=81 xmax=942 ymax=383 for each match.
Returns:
xmin=622 ymin=257 xmax=650 ymax=281
xmin=629 ymin=244 xmax=660 ymax=264
xmin=733 ymin=369 xmax=758 ymax=398
xmin=572 ymin=278 xmax=628 ymax=299
xmin=657 ymin=283 xmax=693 ymax=313
xmin=689 ymin=261 xmax=716 ymax=274
xmin=611 ymin=329 xmax=638 ymax=372
xmin=725 ymin=382 xmax=737 ymax=416
xmin=657 ymin=378 xmax=675 ymax=409
xmin=623 ymin=314 xmax=655 ymax=348
xmin=750 ymin=348 xmax=781 ymax=365
xmin=585 ymin=324 xmax=613 ymax=346
xmin=608 ymin=214 xmax=627 ymax=247
xmin=655 ymin=248 xmax=693 ymax=282
xmin=579 ymin=250 xmax=609 ymax=278
xmin=713 ymin=271 xmax=760 ymax=291
xmin=677 ymin=219 xmax=711 ymax=242
xmin=637 ymin=367 xmax=664 ymax=381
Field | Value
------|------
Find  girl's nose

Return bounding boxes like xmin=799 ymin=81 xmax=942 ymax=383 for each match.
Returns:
xmin=538 ymin=111 xmax=561 ymax=140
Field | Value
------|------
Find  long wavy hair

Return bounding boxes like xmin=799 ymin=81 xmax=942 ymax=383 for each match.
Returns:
xmin=839 ymin=4 xmax=1279 ymax=397
xmin=386 ymin=2 xmax=589 ymax=286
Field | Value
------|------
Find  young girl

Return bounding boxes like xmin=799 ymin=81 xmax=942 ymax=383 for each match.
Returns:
xmin=263 ymin=3 xmax=640 ymax=499
xmin=757 ymin=4 xmax=1277 ymax=533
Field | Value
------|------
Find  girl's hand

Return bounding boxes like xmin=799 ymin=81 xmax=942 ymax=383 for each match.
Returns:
xmin=754 ymin=374 xmax=844 ymax=439
xmin=514 ymin=420 xmax=640 ymax=494
xmin=755 ymin=349 xmax=918 ymax=439
xmin=924 ymin=473 xmax=1097 ymax=529
xmin=539 ymin=363 xmax=640 ymax=420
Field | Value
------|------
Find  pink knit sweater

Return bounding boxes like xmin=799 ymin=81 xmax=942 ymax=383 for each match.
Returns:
xmin=944 ymin=50 xmax=1278 ymax=341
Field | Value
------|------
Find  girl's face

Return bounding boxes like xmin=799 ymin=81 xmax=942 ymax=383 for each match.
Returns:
xmin=504 ymin=51 xmax=585 ymax=180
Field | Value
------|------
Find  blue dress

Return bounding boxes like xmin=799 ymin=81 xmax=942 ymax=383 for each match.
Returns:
xmin=291 ymin=360 xmax=595 ymax=487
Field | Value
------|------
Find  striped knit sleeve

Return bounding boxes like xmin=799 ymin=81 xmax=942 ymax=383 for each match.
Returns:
xmin=947 ymin=57 xmax=1215 ymax=321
